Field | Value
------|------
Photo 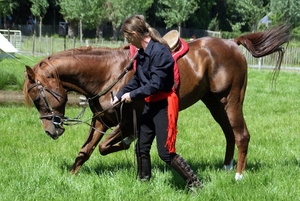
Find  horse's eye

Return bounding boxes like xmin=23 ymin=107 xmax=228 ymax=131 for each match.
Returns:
xmin=33 ymin=96 xmax=41 ymax=103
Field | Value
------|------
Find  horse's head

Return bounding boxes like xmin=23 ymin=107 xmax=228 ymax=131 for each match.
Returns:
xmin=24 ymin=65 xmax=68 ymax=140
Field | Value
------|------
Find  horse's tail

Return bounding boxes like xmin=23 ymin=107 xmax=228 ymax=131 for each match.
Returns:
xmin=234 ymin=25 xmax=291 ymax=58
xmin=234 ymin=25 xmax=291 ymax=83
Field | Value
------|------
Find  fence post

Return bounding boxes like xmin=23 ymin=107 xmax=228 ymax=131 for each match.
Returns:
xmin=51 ymin=36 xmax=53 ymax=54
xmin=32 ymin=35 xmax=35 ymax=55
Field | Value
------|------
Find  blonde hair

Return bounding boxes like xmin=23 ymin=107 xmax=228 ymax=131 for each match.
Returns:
xmin=121 ymin=15 xmax=170 ymax=50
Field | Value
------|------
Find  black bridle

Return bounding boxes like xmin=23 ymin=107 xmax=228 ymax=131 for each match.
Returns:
xmin=27 ymin=80 xmax=67 ymax=128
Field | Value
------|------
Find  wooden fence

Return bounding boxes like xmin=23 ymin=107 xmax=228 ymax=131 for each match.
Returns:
xmin=14 ymin=35 xmax=300 ymax=69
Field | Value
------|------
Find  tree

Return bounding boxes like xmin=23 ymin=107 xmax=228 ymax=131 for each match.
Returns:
xmin=156 ymin=0 xmax=199 ymax=36
xmin=59 ymin=0 xmax=82 ymax=38
xmin=270 ymin=0 xmax=300 ymax=27
xmin=0 ymin=0 xmax=18 ymax=17
xmin=103 ymin=0 xmax=153 ymax=40
xmin=82 ymin=0 xmax=106 ymax=38
xmin=217 ymin=0 xmax=269 ymax=33
xmin=29 ymin=0 xmax=49 ymax=37
xmin=0 ymin=0 xmax=18 ymax=29
xmin=59 ymin=0 xmax=105 ymax=42
xmin=235 ymin=0 xmax=269 ymax=31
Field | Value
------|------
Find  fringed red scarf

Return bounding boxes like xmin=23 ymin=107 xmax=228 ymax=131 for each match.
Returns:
xmin=144 ymin=91 xmax=178 ymax=153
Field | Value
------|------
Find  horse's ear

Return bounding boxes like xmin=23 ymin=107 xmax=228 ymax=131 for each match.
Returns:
xmin=25 ymin=65 xmax=35 ymax=83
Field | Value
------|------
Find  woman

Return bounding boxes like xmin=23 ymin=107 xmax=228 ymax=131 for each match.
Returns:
xmin=111 ymin=15 xmax=202 ymax=191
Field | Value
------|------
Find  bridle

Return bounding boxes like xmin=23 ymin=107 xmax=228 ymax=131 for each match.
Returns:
xmin=27 ymin=80 xmax=67 ymax=128
xmin=27 ymin=50 xmax=138 ymax=132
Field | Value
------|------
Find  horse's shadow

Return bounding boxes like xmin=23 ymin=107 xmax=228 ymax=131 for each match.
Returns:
xmin=60 ymin=157 xmax=269 ymax=189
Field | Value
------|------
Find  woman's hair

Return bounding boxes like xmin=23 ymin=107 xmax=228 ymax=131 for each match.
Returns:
xmin=121 ymin=15 xmax=170 ymax=49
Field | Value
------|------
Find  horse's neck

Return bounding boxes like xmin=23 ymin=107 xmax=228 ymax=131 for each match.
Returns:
xmin=54 ymin=51 xmax=130 ymax=97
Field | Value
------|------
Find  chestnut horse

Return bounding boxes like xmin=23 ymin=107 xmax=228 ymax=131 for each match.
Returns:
xmin=24 ymin=25 xmax=290 ymax=180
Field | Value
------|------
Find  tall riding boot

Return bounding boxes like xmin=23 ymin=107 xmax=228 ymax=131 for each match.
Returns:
xmin=137 ymin=154 xmax=151 ymax=181
xmin=170 ymin=154 xmax=203 ymax=191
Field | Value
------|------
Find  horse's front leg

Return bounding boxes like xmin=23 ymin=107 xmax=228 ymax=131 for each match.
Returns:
xmin=99 ymin=124 xmax=135 ymax=155
xmin=71 ymin=119 xmax=106 ymax=174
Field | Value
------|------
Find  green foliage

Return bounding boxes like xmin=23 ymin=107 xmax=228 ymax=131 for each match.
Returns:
xmin=156 ymin=0 xmax=199 ymax=30
xmin=235 ymin=0 xmax=268 ymax=31
xmin=0 ymin=69 xmax=299 ymax=200
xmin=103 ymin=0 xmax=153 ymax=39
xmin=29 ymin=0 xmax=49 ymax=17
xmin=0 ymin=0 xmax=18 ymax=16
xmin=222 ymin=0 xmax=269 ymax=32
xmin=270 ymin=0 xmax=300 ymax=27
xmin=58 ymin=0 xmax=84 ymax=22
xmin=83 ymin=0 xmax=106 ymax=28
xmin=59 ymin=0 xmax=105 ymax=28
xmin=292 ymin=26 xmax=300 ymax=40
xmin=3 ymin=0 xmax=300 ymax=39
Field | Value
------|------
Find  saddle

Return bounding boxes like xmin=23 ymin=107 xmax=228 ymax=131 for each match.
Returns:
xmin=163 ymin=30 xmax=189 ymax=90
xmin=163 ymin=30 xmax=181 ymax=52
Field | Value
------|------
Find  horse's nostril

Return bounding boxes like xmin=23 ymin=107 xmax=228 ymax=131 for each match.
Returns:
xmin=45 ymin=131 xmax=58 ymax=140
xmin=45 ymin=131 xmax=51 ymax=136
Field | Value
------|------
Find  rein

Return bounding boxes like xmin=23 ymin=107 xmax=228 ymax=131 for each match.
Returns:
xmin=88 ymin=51 xmax=138 ymax=101
xmin=72 ymin=50 xmax=138 ymax=131
xmin=63 ymin=100 xmax=126 ymax=134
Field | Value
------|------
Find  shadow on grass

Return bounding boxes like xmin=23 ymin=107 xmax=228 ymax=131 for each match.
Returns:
xmin=59 ymin=156 xmax=283 ymax=190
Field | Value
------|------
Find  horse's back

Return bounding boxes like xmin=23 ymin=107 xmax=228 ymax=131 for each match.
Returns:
xmin=178 ymin=37 xmax=247 ymax=110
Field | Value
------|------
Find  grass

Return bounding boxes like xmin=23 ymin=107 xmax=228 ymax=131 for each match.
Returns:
xmin=0 ymin=55 xmax=43 ymax=90
xmin=0 ymin=69 xmax=299 ymax=200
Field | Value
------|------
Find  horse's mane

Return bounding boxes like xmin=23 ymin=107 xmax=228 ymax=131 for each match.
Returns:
xmin=50 ymin=44 xmax=130 ymax=57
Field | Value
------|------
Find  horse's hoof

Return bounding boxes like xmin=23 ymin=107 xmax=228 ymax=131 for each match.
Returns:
xmin=235 ymin=173 xmax=243 ymax=180
xmin=224 ymin=159 xmax=234 ymax=170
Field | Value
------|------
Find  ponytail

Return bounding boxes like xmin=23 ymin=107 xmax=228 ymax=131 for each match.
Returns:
xmin=122 ymin=15 xmax=170 ymax=51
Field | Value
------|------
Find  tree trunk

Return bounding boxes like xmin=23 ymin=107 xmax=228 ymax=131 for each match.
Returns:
xmin=178 ymin=23 xmax=182 ymax=37
xmin=67 ymin=20 xmax=77 ymax=38
xmin=79 ymin=19 xmax=83 ymax=46
xmin=112 ymin=22 xmax=118 ymax=41
xmin=39 ymin=16 xmax=42 ymax=37
xmin=39 ymin=16 xmax=42 ymax=53
xmin=96 ymin=23 xmax=103 ymax=38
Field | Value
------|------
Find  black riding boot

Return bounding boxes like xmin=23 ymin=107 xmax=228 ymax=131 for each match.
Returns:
xmin=170 ymin=154 xmax=202 ymax=191
xmin=137 ymin=154 xmax=151 ymax=181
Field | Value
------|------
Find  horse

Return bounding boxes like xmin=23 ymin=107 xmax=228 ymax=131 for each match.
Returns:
xmin=23 ymin=25 xmax=290 ymax=180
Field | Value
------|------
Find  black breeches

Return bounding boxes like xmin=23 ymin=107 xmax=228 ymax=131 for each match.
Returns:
xmin=135 ymin=99 xmax=175 ymax=165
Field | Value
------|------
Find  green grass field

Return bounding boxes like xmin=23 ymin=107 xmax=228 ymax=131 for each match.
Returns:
xmin=0 ymin=68 xmax=299 ymax=200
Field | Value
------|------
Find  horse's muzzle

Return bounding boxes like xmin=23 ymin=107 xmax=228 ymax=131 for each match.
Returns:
xmin=45 ymin=125 xmax=65 ymax=140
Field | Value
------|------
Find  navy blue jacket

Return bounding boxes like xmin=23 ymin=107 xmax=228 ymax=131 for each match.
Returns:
xmin=116 ymin=40 xmax=174 ymax=100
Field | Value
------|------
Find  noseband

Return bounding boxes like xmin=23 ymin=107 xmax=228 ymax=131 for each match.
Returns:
xmin=27 ymin=80 xmax=67 ymax=128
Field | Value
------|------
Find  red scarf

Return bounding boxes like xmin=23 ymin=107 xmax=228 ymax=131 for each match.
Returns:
xmin=145 ymin=91 xmax=178 ymax=153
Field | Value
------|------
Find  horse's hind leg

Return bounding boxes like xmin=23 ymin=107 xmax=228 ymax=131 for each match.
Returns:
xmin=201 ymin=92 xmax=236 ymax=169
xmin=224 ymin=100 xmax=250 ymax=180
xmin=70 ymin=120 xmax=106 ymax=174
xmin=203 ymin=90 xmax=250 ymax=180
xmin=98 ymin=124 xmax=134 ymax=155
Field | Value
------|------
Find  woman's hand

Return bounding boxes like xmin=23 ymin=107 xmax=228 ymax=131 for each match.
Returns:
xmin=121 ymin=92 xmax=132 ymax=103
